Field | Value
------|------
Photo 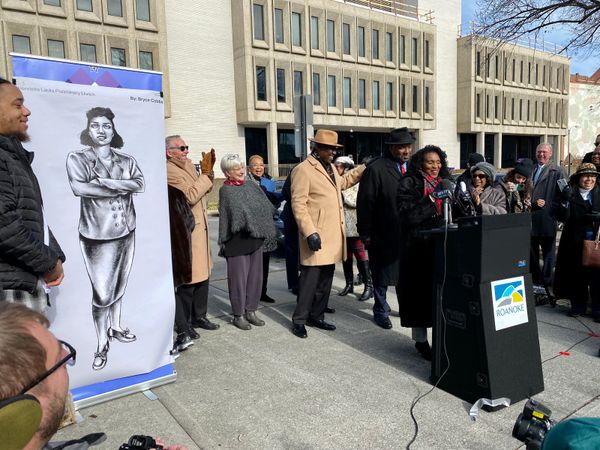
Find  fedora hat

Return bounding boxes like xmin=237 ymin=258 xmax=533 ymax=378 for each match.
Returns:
xmin=385 ymin=127 xmax=416 ymax=145
xmin=570 ymin=162 xmax=599 ymax=183
xmin=308 ymin=129 xmax=343 ymax=148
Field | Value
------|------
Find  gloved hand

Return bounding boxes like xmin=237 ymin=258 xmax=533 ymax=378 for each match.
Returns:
xmin=560 ymin=185 xmax=572 ymax=202
xmin=200 ymin=148 xmax=216 ymax=175
xmin=360 ymin=236 xmax=371 ymax=247
xmin=307 ymin=233 xmax=322 ymax=251
xmin=362 ymin=155 xmax=379 ymax=167
xmin=430 ymin=189 xmax=452 ymax=200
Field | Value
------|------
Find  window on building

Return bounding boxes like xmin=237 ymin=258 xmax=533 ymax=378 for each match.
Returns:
xmin=535 ymin=63 xmax=539 ymax=85
xmin=44 ymin=0 xmax=60 ymax=6
xmin=326 ymin=19 xmax=335 ymax=52
xmin=386 ymin=81 xmax=393 ymax=111
xmin=136 ymin=0 xmax=150 ymax=21
xmin=528 ymin=62 xmax=531 ymax=84
xmin=542 ymin=65 xmax=546 ymax=87
xmin=385 ymin=32 xmax=393 ymax=62
xmin=519 ymin=99 xmax=523 ymax=120
xmin=342 ymin=23 xmax=351 ymax=55
xmin=358 ymin=78 xmax=366 ymax=109
xmin=76 ymin=0 xmax=92 ymax=11
xmin=357 ymin=26 xmax=365 ymax=57
xmin=476 ymin=93 xmax=481 ymax=118
xmin=294 ymin=70 xmax=303 ymax=96
xmin=312 ymin=72 xmax=321 ymax=105
xmin=111 ymin=47 xmax=126 ymax=67
xmin=310 ymin=16 xmax=319 ymax=50
xmin=400 ymin=83 xmax=406 ymax=112
xmin=47 ymin=39 xmax=65 ymax=58
xmin=520 ymin=60 xmax=524 ymax=83
xmin=400 ymin=35 xmax=406 ymax=64
xmin=372 ymin=80 xmax=380 ymax=110
xmin=107 ymin=0 xmax=123 ymax=17
xmin=412 ymin=84 xmax=418 ymax=113
xmin=327 ymin=74 xmax=336 ymax=107
xmin=372 ymin=29 xmax=379 ymax=59
xmin=256 ymin=65 xmax=267 ymax=101
xmin=494 ymin=55 xmax=499 ymax=79
xmin=277 ymin=68 xmax=286 ymax=102
xmin=425 ymin=86 xmax=430 ymax=114
xmin=12 ymin=35 xmax=31 ymax=54
xmin=292 ymin=12 xmax=302 ymax=46
xmin=486 ymin=94 xmax=489 ymax=118
xmin=511 ymin=58 xmax=515 ymax=81
xmin=504 ymin=57 xmax=508 ymax=80
xmin=527 ymin=100 xmax=530 ymax=121
xmin=476 ymin=51 xmax=481 ymax=77
xmin=424 ymin=40 xmax=430 ymax=68
xmin=139 ymin=51 xmax=154 ymax=70
xmin=542 ymin=101 xmax=545 ymax=122
xmin=511 ymin=98 xmax=515 ymax=119
xmin=411 ymin=37 xmax=418 ymax=65
xmin=80 ymin=43 xmax=96 ymax=63
xmin=343 ymin=77 xmax=351 ymax=108
xmin=274 ymin=8 xmax=284 ymax=44
xmin=494 ymin=95 xmax=499 ymax=119
xmin=534 ymin=101 xmax=538 ymax=122
xmin=253 ymin=4 xmax=265 ymax=41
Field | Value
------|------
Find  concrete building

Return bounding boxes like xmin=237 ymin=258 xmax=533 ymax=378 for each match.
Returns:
xmin=567 ymin=69 xmax=600 ymax=167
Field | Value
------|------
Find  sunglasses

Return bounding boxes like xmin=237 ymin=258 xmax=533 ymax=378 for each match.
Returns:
xmin=472 ymin=174 xmax=487 ymax=179
xmin=19 ymin=340 xmax=76 ymax=395
xmin=169 ymin=145 xmax=189 ymax=152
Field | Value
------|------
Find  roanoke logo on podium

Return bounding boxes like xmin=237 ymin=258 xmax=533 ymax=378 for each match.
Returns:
xmin=491 ymin=276 xmax=529 ymax=331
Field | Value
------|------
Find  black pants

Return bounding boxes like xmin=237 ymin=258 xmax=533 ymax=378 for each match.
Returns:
xmin=292 ymin=264 xmax=335 ymax=324
xmin=531 ymin=236 xmax=556 ymax=287
xmin=174 ymin=280 xmax=209 ymax=333
xmin=261 ymin=252 xmax=270 ymax=297
xmin=283 ymin=215 xmax=299 ymax=290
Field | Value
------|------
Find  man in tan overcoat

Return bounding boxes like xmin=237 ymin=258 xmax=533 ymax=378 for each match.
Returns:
xmin=166 ymin=135 xmax=219 ymax=351
xmin=290 ymin=129 xmax=365 ymax=338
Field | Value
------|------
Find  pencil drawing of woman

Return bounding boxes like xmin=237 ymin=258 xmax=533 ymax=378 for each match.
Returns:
xmin=66 ymin=107 xmax=145 ymax=370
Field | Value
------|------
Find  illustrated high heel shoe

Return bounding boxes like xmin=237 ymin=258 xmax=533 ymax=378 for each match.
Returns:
xmin=92 ymin=342 xmax=110 ymax=371
xmin=108 ymin=327 xmax=137 ymax=343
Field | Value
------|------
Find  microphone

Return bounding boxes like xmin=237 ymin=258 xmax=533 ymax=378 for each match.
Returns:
xmin=458 ymin=181 xmax=477 ymax=216
xmin=435 ymin=179 xmax=456 ymax=226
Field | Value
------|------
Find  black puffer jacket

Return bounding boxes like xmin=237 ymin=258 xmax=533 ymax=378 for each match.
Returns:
xmin=0 ymin=135 xmax=65 ymax=293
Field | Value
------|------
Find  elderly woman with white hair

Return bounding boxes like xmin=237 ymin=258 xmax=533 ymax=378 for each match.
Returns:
xmin=218 ymin=154 xmax=277 ymax=330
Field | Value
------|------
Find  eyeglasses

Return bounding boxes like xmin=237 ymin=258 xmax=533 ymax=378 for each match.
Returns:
xmin=169 ymin=145 xmax=189 ymax=152
xmin=19 ymin=340 xmax=76 ymax=395
xmin=472 ymin=174 xmax=487 ymax=179
xmin=225 ymin=154 xmax=240 ymax=160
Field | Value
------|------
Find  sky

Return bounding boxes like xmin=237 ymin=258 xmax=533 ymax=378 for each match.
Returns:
xmin=462 ymin=0 xmax=600 ymax=76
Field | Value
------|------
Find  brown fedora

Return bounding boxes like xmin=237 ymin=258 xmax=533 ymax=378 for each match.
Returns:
xmin=308 ymin=129 xmax=343 ymax=148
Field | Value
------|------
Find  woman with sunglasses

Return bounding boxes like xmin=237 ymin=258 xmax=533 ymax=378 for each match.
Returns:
xmin=468 ymin=161 xmax=507 ymax=215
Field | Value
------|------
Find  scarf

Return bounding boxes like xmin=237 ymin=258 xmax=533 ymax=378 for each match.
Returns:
xmin=224 ymin=179 xmax=244 ymax=186
xmin=421 ymin=171 xmax=442 ymax=215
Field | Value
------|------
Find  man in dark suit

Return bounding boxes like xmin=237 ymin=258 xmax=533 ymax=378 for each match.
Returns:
xmin=357 ymin=127 xmax=414 ymax=329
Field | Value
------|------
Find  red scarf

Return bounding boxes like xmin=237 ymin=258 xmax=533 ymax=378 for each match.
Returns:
xmin=421 ymin=171 xmax=443 ymax=215
xmin=224 ymin=179 xmax=244 ymax=186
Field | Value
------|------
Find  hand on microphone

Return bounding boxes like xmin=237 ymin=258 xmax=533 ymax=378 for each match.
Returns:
xmin=560 ymin=185 xmax=572 ymax=202
xmin=307 ymin=233 xmax=322 ymax=251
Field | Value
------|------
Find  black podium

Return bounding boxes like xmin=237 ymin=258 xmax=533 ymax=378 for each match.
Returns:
xmin=429 ymin=213 xmax=544 ymax=405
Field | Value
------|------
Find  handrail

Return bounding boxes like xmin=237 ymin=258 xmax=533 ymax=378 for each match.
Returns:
xmin=335 ymin=0 xmax=434 ymax=24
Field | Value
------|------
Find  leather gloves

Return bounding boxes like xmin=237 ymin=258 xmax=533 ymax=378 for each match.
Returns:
xmin=307 ymin=233 xmax=322 ymax=251
xmin=200 ymin=148 xmax=216 ymax=177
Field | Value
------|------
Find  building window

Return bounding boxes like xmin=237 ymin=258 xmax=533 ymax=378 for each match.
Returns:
xmin=372 ymin=29 xmax=379 ymax=60
xmin=292 ymin=12 xmax=302 ymax=47
xmin=256 ymin=65 xmax=266 ymax=101
xmin=411 ymin=37 xmax=418 ymax=65
xmin=12 ymin=35 xmax=31 ymax=54
xmin=139 ymin=51 xmax=154 ymax=70
xmin=326 ymin=19 xmax=335 ymax=52
xmin=528 ymin=62 xmax=531 ymax=84
xmin=80 ymin=43 xmax=97 ymax=63
xmin=399 ymin=35 xmax=406 ymax=64
xmin=76 ymin=0 xmax=92 ymax=11
xmin=542 ymin=65 xmax=546 ymax=87
xmin=412 ymin=84 xmax=418 ymax=113
xmin=107 ymin=0 xmax=123 ymax=17
xmin=400 ymin=83 xmax=406 ymax=112
xmin=277 ymin=68 xmax=286 ymax=102
xmin=425 ymin=86 xmax=430 ymax=114
xmin=358 ymin=78 xmax=366 ymax=109
xmin=476 ymin=51 xmax=481 ymax=77
xmin=342 ymin=23 xmax=351 ymax=55
xmin=136 ymin=0 xmax=150 ymax=21
xmin=111 ymin=48 xmax=126 ymax=67
xmin=485 ymin=94 xmax=490 ymax=118
xmin=343 ymin=77 xmax=351 ymax=108
xmin=424 ymin=40 xmax=430 ymax=68
xmin=44 ymin=0 xmax=60 ymax=6
xmin=385 ymin=32 xmax=393 ymax=62
xmin=312 ymin=72 xmax=321 ymax=105
xmin=274 ymin=8 xmax=284 ymax=44
xmin=372 ymin=80 xmax=380 ymax=110
xmin=495 ymin=95 xmax=499 ymax=119
xmin=357 ymin=26 xmax=365 ymax=58
xmin=310 ymin=16 xmax=319 ymax=50
xmin=520 ymin=60 xmax=524 ymax=82
xmin=385 ymin=82 xmax=393 ymax=111
xmin=47 ymin=39 xmax=65 ymax=58
xmin=519 ymin=99 xmax=523 ymax=120
xmin=253 ymin=4 xmax=265 ymax=41
xmin=494 ymin=55 xmax=499 ymax=79
xmin=511 ymin=58 xmax=515 ymax=82
xmin=542 ymin=101 xmax=545 ymax=122
xmin=511 ymin=98 xmax=515 ymax=119
xmin=327 ymin=75 xmax=336 ymax=107
xmin=527 ymin=100 xmax=530 ymax=121
xmin=476 ymin=93 xmax=481 ymax=118
xmin=293 ymin=71 xmax=303 ymax=96
xmin=534 ymin=101 xmax=538 ymax=122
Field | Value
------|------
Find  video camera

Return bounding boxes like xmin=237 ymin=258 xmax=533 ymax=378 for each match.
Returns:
xmin=119 ymin=435 xmax=163 ymax=450
xmin=512 ymin=399 xmax=554 ymax=450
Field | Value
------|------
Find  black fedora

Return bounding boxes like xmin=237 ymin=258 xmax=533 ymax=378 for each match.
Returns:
xmin=385 ymin=127 xmax=415 ymax=145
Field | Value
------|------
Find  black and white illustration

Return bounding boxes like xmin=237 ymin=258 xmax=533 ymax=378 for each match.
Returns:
xmin=66 ymin=107 xmax=145 ymax=371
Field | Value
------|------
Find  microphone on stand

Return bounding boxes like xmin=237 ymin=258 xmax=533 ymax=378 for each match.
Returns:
xmin=458 ymin=181 xmax=477 ymax=216
xmin=431 ymin=179 xmax=457 ymax=226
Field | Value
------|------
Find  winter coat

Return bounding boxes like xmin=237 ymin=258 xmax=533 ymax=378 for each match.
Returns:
xmin=468 ymin=183 xmax=507 ymax=215
xmin=167 ymin=158 xmax=212 ymax=283
xmin=168 ymin=185 xmax=195 ymax=288
xmin=342 ymin=182 xmax=359 ymax=238
xmin=497 ymin=179 xmax=532 ymax=214
xmin=531 ymin=162 xmax=567 ymax=236
xmin=291 ymin=155 xmax=364 ymax=266
xmin=0 ymin=135 xmax=65 ymax=293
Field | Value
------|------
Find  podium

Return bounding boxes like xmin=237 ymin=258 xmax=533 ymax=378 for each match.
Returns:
xmin=429 ymin=213 xmax=544 ymax=405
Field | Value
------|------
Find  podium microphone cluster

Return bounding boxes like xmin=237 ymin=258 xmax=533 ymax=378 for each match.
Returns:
xmin=431 ymin=179 xmax=457 ymax=226
xmin=458 ymin=181 xmax=477 ymax=217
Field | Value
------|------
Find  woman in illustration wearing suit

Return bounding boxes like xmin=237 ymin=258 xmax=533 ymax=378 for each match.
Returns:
xmin=66 ymin=107 xmax=145 ymax=370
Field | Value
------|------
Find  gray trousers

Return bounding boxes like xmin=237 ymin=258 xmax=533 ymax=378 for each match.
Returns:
xmin=226 ymin=248 xmax=263 ymax=316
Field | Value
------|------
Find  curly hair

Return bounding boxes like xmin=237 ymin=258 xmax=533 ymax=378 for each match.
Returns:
xmin=407 ymin=145 xmax=450 ymax=178
xmin=79 ymin=106 xmax=124 ymax=148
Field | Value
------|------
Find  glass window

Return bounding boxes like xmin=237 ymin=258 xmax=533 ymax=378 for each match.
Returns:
xmin=424 ymin=40 xmax=430 ymax=68
xmin=400 ymin=83 xmax=406 ymax=112
xmin=256 ymin=65 xmax=267 ymax=101
xmin=327 ymin=74 xmax=336 ymax=107
xmin=326 ymin=19 xmax=335 ymax=52
xmin=80 ymin=43 xmax=97 ymax=63
xmin=372 ymin=80 xmax=380 ymax=110
xmin=111 ymin=48 xmax=126 ymax=67
xmin=342 ymin=23 xmax=351 ymax=55
xmin=293 ymin=70 xmax=303 ymax=96
xmin=357 ymin=26 xmax=365 ymax=58
xmin=358 ymin=79 xmax=366 ymax=109
xmin=136 ymin=0 xmax=150 ymax=22
xmin=385 ymin=32 xmax=393 ymax=62
xmin=12 ymin=35 xmax=31 ymax=54
xmin=44 ymin=0 xmax=60 ymax=6
xmin=412 ymin=84 xmax=418 ymax=113
xmin=310 ymin=16 xmax=319 ymax=50
xmin=107 ymin=0 xmax=122 ymax=17
xmin=277 ymin=68 xmax=286 ymax=102
xmin=292 ymin=12 xmax=302 ymax=47
xmin=476 ymin=93 xmax=481 ymax=118
xmin=253 ymin=4 xmax=264 ymax=41
xmin=372 ymin=29 xmax=379 ymax=59
xmin=274 ymin=8 xmax=284 ymax=44
xmin=476 ymin=51 xmax=481 ymax=77
xmin=47 ymin=39 xmax=65 ymax=59
xmin=139 ymin=51 xmax=154 ymax=70
xmin=495 ymin=55 xmax=499 ymax=79
xmin=425 ymin=86 xmax=430 ymax=114
xmin=76 ymin=0 xmax=92 ymax=11
xmin=411 ymin=37 xmax=418 ymax=65
xmin=343 ymin=77 xmax=351 ymax=108
xmin=385 ymin=82 xmax=393 ymax=111
xmin=312 ymin=72 xmax=320 ymax=105
xmin=495 ymin=96 xmax=500 ymax=119
xmin=399 ymin=35 xmax=406 ymax=64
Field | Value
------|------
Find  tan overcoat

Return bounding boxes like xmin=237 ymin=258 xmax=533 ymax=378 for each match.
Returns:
xmin=167 ymin=158 xmax=213 ymax=283
xmin=291 ymin=155 xmax=365 ymax=266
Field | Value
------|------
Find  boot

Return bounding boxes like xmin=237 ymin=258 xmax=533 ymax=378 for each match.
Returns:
xmin=338 ymin=258 xmax=354 ymax=296
xmin=357 ymin=260 xmax=373 ymax=301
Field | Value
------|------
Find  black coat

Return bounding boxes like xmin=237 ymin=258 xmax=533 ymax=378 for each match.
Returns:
xmin=396 ymin=173 xmax=444 ymax=328
xmin=531 ymin=162 xmax=567 ymax=236
xmin=0 ymin=135 xmax=65 ymax=293
xmin=356 ymin=156 xmax=403 ymax=285
xmin=553 ymin=187 xmax=600 ymax=299
xmin=168 ymin=185 xmax=195 ymax=288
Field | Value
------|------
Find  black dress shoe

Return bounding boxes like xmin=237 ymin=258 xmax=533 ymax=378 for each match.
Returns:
xmin=292 ymin=324 xmax=307 ymax=338
xmin=415 ymin=341 xmax=432 ymax=361
xmin=374 ymin=317 xmax=393 ymax=329
xmin=306 ymin=319 xmax=336 ymax=331
xmin=260 ymin=294 xmax=276 ymax=303
xmin=192 ymin=317 xmax=220 ymax=330
xmin=325 ymin=307 xmax=336 ymax=314
xmin=291 ymin=287 xmax=299 ymax=296
xmin=187 ymin=327 xmax=200 ymax=340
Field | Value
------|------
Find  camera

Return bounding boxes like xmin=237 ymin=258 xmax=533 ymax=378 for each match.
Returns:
xmin=512 ymin=399 xmax=555 ymax=450
xmin=119 ymin=435 xmax=163 ymax=450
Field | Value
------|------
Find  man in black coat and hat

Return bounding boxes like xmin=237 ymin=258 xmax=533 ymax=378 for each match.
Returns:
xmin=357 ymin=127 xmax=415 ymax=329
